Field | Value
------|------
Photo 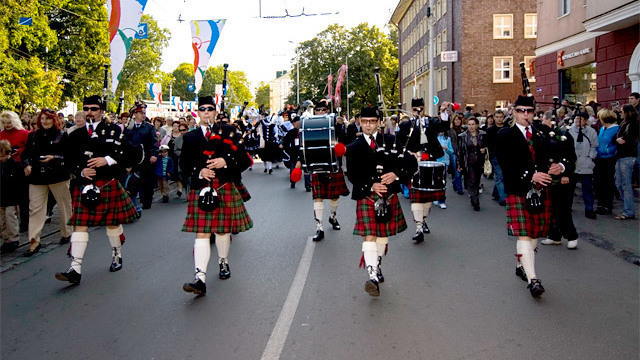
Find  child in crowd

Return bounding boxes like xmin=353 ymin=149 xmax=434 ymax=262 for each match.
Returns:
xmin=122 ymin=167 xmax=142 ymax=216
xmin=155 ymin=144 xmax=174 ymax=203
xmin=0 ymin=140 xmax=22 ymax=253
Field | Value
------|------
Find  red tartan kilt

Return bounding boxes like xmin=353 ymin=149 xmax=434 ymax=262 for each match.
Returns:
xmin=235 ymin=180 xmax=251 ymax=202
xmin=353 ymin=194 xmax=407 ymax=237
xmin=182 ymin=179 xmax=253 ymax=234
xmin=311 ymin=170 xmax=350 ymax=199
xmin=69 ymin=179 xmax=140 ymax=227
xmin=409 ymin=187 xmax=446 ymax=203
xmin=505 ymin=192 xmax=552 ymax=238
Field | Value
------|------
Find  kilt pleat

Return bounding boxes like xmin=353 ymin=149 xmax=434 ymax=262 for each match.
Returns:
xmin=69 ymin=179 xmax=140 ymax=227
xmin=353 ymin=194 xmax=407 ymax=237
xmin=182 ymin=180 xmax=253 ymax=234
xmin=311 ymin=170 xmax=350 ymax=199
xmin=409 ymin=187 xmax=446 ymax=203
xmin=505 ymin=192 xmax=551 ymax=238
xmin=235 ymin=180 xmax=251 ymax=202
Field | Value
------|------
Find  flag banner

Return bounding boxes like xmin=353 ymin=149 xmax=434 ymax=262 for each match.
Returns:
xmin=135 ymin=23 xmax=148 ymax=39
xmin=107 ymin=0 xmax=148 ymax=92
xmin=148 ymin=83 xmax=162 ymax=104
xmin=171 ymin=96 xmax=181 ymax=110
xmin=19 ymin=17 xmax=33 ymax=25
xmin=326 ymin=73 xmax=333 ymax=102
xmin=214 ymin=84 xmax=223 ymax=111
xmin=334 ymin=64 xmax=347 ymax=108
xmin=190 ymin=20 xmax=226 ymax=94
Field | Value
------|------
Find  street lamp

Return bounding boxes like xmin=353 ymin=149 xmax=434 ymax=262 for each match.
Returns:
xmin=289 ymin=41 xmax=300 ymax=107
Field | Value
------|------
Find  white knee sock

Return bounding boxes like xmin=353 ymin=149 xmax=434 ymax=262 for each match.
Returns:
xmin=422 ymin=202 xmax=432 ymax=221
xmin=328 ymin=199 xmax=339 ymax=218
xmin=411 ymin=203 xmax=423 ymax=230
xmin=266 ymin=161 xmax=272 ymax=170
xmin=215 ymin=233 xmax=230 ymax=261
xmin=516 ymin=240 xmax=537 ymax=283
xmin=194 ymin=238 xmax=211 ymax=282
xmin=70 ymin=232 xmax=89 ymax=274
xmin=376 ymin=237 xmax=388 ymax=256
xmin=314 ymin=201 xmax=324 ymax=229
xmin=106 ymin=226 xmax=123 ymax=258
xmin=362 ymin=241 xmax=378 ymax=269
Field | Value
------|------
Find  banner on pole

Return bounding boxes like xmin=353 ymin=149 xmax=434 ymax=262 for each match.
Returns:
xmin=107 ymin=0 xmax=148 ymax=92
xmin=190 ymin=20 xmax=226 ymax=94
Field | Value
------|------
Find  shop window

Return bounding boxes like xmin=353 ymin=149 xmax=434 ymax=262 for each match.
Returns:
xmin=559 ymin=62 xmax=597 ymax=104
xmin=495 ymin=100 xmax=508 ymax=109
xmin=493 ymin=14 xmax=513 ymax=39
xmin=559 ymin=0 xmax=570 ymax=17
xmin=523 ymin=56 xmax=536 ymax=82
xmin=493 ymin=56 xmax=513 ymax=83
xmin=524 ymin=14 xmax=537 ymax=39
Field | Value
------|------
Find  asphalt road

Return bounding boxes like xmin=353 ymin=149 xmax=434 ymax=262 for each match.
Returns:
xmin=1 ymin=165 xmax=638 ymax=360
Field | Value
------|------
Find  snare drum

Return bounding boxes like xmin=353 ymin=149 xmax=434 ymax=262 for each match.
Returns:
xmin=300 ymin=114 xmax=338 ymax=174
xmin=411 ymin=161 xmax=446 ymax=191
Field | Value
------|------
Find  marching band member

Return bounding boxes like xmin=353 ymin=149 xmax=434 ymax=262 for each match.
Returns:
xmin=397 ymin=98 xmax=445 ymax=243
xmin=307 ymin=99 xmax=350 ymax=241
xmin=55 ymin=96 xmax=140 ymax=285
xmin=496 ymin=94 xmax=565 ymax=297
xmin=180 ymin=96 xmax=253 ymax=296
xmin=259 ymin=114 xmax=279 ymax=174
xmin=345 ymin=106 xmax=417 ymax=296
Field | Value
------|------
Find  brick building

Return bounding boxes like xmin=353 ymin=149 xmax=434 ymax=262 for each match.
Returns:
xmin=535 ymin=0 xmax=639 ymax=109
xmin=390 ymin=0 xmax=537 ymax=114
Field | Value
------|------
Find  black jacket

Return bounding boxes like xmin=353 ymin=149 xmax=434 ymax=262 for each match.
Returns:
xmin=22 ymin=128 xmax=70 ymax=185
xmin=485 ymin=124 xmax=506 ymax=158
xmin=1 ymin=157 xmax=23 ymax=206
xmin=396 ymin=117 xmax=445 ymax=159
xmin=345 ymin=122 xmax=361 ymax=145
xmin=345 ymin=133 xmax=417 ymax=200
xmin=535 ymin=123 xmax=576 ymax=182
xmin=124 ymin=121 xmax=159 ymax=161
xmin=457 ymin=130 xmax=487 ymax=170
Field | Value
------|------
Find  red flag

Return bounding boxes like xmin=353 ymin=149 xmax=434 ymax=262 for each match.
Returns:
xmin=334 ymin=65 xmax=347 ymax=108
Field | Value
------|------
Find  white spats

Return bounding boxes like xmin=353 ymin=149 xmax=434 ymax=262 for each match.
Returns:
xmin=422 ymin=202 xmax=432 ymax=220
xmin=517 ymin=239 xmax=537 ymax=283
xmin=215 ymin=233 xmax=231 ymax=260
xmin=194 ymin=238 xmax=211 ymax=282
xmin=265 ymin=161 xmax=272 ymax=170
xmin=376 ymin=237 xmax=388 ymax=257
xmin=362 ymin=241 xmax=378 ymax=270
xmin=313 ymin=201 xmax=324 ymax=229
xmin=106 ymin=226 xmax=123 ymax=258
xmin=70 ymin=232 xmax=89 ymax=274
xmin=411 ymin=203 xmax=423 ymax=230
xmin=328 ymin=199 xmax=339 ymax=217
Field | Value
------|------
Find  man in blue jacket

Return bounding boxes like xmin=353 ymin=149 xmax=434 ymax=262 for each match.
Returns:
xmin=124 ymin=102 xmax=158 ymax=209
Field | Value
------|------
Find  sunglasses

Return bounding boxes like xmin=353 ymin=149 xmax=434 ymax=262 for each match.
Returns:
xmin=83 ymin=106 xmax=101 ymax=111
xmin=412 ymin=108 xmax=423 ymax=112
xmin=515 ymin=108 xmax=535 ymax=114
xmin=42 ymin=108 xmax=55 ymax=115
xmin=179 ymin=128 xmax=188 ymax=132
xmin=198 ymin=107 xmax=215 ymax=112
xmin=315 ymin=107 xmax=328 ymax=111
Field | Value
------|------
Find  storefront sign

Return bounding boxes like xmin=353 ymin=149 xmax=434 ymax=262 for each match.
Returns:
xmin=561 ymin=48 xmax=592 ymax=61
xmin=416 ymin=64 xmax=430 ymax=76
xmin=441 ymin=51 xmax=458 ymax=62
xmin=556 ymin=39 xmax=596 ymax=70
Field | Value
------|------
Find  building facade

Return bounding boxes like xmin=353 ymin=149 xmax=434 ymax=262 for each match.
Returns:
xmin=269 ymin=71 xmax=293 ymax=114
xmin=535 ymin=0 xmax=639 ymax=109
xmin=390 ymin=0 xmax=537 ymax=114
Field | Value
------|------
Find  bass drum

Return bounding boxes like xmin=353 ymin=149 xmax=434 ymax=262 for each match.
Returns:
xmin=300 ymin=114 xmax=338 ymax=174
xmin=411 ymin=161 xmax=446 ymax=191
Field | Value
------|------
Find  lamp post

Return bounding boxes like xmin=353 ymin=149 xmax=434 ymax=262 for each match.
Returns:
xmin=289 ymin=41 xmax=300 ymax=107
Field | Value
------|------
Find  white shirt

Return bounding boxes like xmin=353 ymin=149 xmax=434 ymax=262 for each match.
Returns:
xmin=515 ymin=122 xmax=530 ymax=140
xmin=200 ymin=125 xmax=210 ymax=137
xmin=365 ymin=132 xmax=378 ymax=147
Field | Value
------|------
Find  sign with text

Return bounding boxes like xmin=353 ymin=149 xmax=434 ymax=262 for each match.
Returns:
xmin=441 ymin=51 xmax=458 ymax=62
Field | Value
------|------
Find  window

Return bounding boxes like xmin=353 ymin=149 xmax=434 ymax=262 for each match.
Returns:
xmin=442 ymin=0 xmax=447 ymax=15
xmin=523 ymin=56 xmax=536 ymax=82
xmin=436 ymin=34 xmax=442 ymax=55
xmin=493 ymin=56 xmax=513 ymax=83
xmin=442 ymin=66 xmax=448 ymax=90
xmin=435 ymin=67 xmax=441 ymax=91
xmin=442 ymin=29 xmax=447 ymax=52
xmin=493 ymin=14 xmax=513 ymax=39
xmin=559 ymin=0 xmax=570 ymax=17
xmin=524 ymin=13 xmax=537 ymax=38
xmin=495 ymin=100 xmax=508 ymax=109
xmin=436 ymin=0 xmax=442 ymax=20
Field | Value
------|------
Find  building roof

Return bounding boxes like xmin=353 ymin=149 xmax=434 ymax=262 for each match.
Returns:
xmin=389 ymin=0 xmax=414 ymax=26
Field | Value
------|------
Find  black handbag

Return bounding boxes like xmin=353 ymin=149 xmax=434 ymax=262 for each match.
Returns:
xmin=198 ymin=186 xmax=220 ymax=212
xmin=374 ymin=197 xmax=392 ymax=223
xmin=525 ymin=187 xmax=545 ymax=214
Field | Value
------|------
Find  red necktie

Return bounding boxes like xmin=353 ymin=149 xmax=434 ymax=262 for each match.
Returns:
xmin=88 ymin=124 xmax=93 ymax=136
xmin=370 ymin=136 xmax=377 ymax=150
xmin=525 ymin=127 xmax=535 ymax=161
xmin=205 ymin=127 xmax=211 ymax=139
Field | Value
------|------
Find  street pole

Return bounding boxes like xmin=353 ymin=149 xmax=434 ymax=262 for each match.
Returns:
xmin=428 ymin=0 xmax=435 ymax=116
xmin=296 ymin=48 xmax=300 ymax=107
xmin=346 ymin=55 xmax=349 ymax=119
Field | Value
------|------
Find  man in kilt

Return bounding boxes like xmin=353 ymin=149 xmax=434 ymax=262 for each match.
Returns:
xmin=307 ymin=99 xmax=350 ymax=241
xmin=396 ymin=98 xmax=446 ymax=243
xmin=496 ymin=95 xmax=566 ymax=298
xmin=180 ymin=96 xmax=253 ymax=296
xmin=345 ymin=106 xmax=417 ymax=296
xmin=55 ymin=96 xmax=140 ymax=285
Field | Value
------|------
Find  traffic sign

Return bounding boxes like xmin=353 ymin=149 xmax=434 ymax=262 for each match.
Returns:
xmin=441 ymin=51 xmax=458 ymax=62
xmin=187 ymin=84 xmax=195 ymax=92
xmin=433 ymin=96 xmax=439 ymax=105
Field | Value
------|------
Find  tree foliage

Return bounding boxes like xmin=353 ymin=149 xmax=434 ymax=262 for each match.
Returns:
xmin=255 ymin=82 xmax=270 ymax=111
xmin=287 ymin=23 xmax=398 ymax=118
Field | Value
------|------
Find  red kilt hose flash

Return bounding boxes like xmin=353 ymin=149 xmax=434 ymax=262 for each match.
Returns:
xmin=409 ymin=187 xmax=445 ymax=203
xmin=311 ymin=170 xmax=350 ymax=199
xmin=353 ymin=194 xmax=407 ymax=237
xmin=69 ymin=179 xmax=139 ymax=227
xmin=235 ymin=180 xmax=251 ymax=202
xmin=505 ymin=192 xmax=552 ymax=238
xmin=182 ymin=179 xmax=253 ymax=234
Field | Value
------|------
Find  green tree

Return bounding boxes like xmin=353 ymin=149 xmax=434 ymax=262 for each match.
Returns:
xmin=255 ymin=82 xmax=270 ymax=111
xmin=287 ymin=23 xmax=398 ymax=118
xmin=170 ymin=62 xmax=197 ymax=101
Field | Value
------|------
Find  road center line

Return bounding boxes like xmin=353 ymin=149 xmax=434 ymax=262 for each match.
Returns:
xmin=260 ymin=237 xmax=315 ymax=360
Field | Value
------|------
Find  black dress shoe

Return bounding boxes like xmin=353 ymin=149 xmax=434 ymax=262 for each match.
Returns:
xmin=264 ymin=169 xmax=267 ymax=173
xmin=515 ymin=266 xmax=527 ymax=282
xmin=473 ymin=204 xmax=480 ymax=211
xmin=109 ymin=256 xmax=122 ymax=272
xmin=269 ymin=169 xmax=273 ymax=174
xmin=527 ymin=278 xmax=545 ymax=297
xmin=176 ymin=190 xmax=183 ymax=198
xmin=23 ymin=243 xmax=41 ymax=257
xmin=422 ymin=222 xmax=430 ymax=234
xmin=328 ymin=216 xmax=341 ymax=230
xmin=162 ymin=196 xmax=169 ymax=203
xmin=183 ymin=278 xmax=206 ymax=295
xmin=290 ymin=182 xmax=296 ymax=188
xmin=210 ymin=233 xmax=216 ymax=244
xmin=59 ymin=236 xmax=71 ymax=245
xmin=55 ymin=268 xmax=81 ymax=285
xmin=312 ymin=229 xmax=324 ymax=242
xmin=0 ymin=241 xmax=19 ymax=254
xmin=219 ymin=259 xmax=230 ymax=279
xmin=412 ymin=230 xmax=424 ymax=243
xmin=305 ymin=186 xmax=312 ymax=192
xmin=585 ymin=210 xmax=597 ymax=220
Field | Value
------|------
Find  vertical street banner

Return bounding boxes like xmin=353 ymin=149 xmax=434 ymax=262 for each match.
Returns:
xmin=190 ymin=20 xmax=226 ymax=94
xmin=171 ymin=96 xmax=181 ymax=110
xmin=334 ymin=64 xmax=347 ymax=108
xmin=107 ymin=0 xmax=148 ymax=93
xmin=148 ymin=83 xmax=162 ymax=105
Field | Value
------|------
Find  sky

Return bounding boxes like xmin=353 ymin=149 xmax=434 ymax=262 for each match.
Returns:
xmin=144 ymin=0 xmax=400 ymax=91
